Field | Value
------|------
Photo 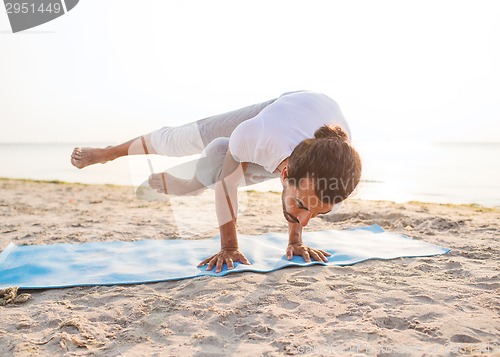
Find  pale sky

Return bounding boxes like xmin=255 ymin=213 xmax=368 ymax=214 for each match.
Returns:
xmin=1 ymin=0 xmax=499 ymax=144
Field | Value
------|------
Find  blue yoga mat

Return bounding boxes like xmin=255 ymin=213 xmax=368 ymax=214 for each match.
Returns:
xmin=0 ymin=225 xmax=450 ymax=289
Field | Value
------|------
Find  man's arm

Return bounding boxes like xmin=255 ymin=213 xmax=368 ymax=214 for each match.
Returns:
xmin=198 ymin=150 xmax=250 ymax=273
xmin=286 ymin=222 xmax=331 ymax=262
xmin=288 ymin=222 xmax=303 ymax=245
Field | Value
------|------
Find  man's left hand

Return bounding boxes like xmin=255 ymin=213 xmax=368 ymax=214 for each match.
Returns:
xmin=286 ymin=243 xmax=331 ymax=263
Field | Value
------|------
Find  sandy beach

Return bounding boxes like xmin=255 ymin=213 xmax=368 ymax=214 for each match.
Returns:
xmin=0 ymin=178 xmax=498 ymax=356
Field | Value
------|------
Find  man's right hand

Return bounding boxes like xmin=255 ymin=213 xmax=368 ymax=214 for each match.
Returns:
xmin=198 ymin=248 xmax=251 ymax=273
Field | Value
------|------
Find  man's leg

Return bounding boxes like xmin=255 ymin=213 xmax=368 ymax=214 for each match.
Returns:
xmin=70 ymin=132 xmax=200 ymax=195
xmin=149 ymin=137 xmax=230 ymax=196
xmin=147 ymin=98 xmax=277 ymax=195
xmin=71 ymin=98 xmax=276 ymax=169
xmin=73 ymin=98 xmax=277 ymax=195
xmin=148 ymin=138 xmax=277 ymax=196
xmin=71 ymin=134 xmax=157 ymax=169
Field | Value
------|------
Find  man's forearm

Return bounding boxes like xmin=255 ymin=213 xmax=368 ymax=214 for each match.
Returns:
xmin=288 ymin=222 xmax=303 ymax=245
xmin=215 ymin=178 xmax=239 ymax=247
xmin=219 ymin=220 xmax=238 ymax=249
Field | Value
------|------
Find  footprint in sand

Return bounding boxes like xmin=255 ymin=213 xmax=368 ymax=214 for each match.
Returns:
xmin=450 ymin=334 xmax=482 ymax=343
xmin=373 ymin=316 xmax=411 ymax=330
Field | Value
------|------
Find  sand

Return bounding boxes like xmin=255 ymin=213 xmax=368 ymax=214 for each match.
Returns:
xmin=0 ymin=178 xmax=498 ymax=356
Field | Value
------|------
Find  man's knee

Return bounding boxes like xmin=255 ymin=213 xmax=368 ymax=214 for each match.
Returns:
xmin=203 ymin=137 xmax=230 ymax=156
xmin=195 ymin=137 xmax=230 ymax=188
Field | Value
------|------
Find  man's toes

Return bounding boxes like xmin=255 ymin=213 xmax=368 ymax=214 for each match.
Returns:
xmin=148 ymin=176 xmax=159 ymax=187
xmin=72 ymin=150 xmax=83 ymax=160
xmin=76 ymin=149 xmax=85 ymax=158
xmin=71 ymin=156 xmax=83 ymax=169
xmin=148 ymin=174 xmax=167 ymax=193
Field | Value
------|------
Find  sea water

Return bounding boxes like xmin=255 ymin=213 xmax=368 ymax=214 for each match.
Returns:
xmin=0 ymin=141 xmax=498 ymax=207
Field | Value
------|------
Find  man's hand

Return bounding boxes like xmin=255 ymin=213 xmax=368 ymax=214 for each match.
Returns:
xmin=198 ymin=248 xmax=251 ymax=273
xmin=286 ymin=243 xmax=331 ymax=263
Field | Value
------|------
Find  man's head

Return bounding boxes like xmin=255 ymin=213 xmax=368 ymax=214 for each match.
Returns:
xmin=280 ymin=125 xmax=362 ymax=226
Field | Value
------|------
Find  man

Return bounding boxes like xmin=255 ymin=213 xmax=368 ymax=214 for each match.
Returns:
xmin=71 ymin=90 xmax=362 ymax=272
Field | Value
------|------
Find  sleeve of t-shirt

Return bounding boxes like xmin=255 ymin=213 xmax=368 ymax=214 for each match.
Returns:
xmin=228 ymin=117 xmax=261 ymax=164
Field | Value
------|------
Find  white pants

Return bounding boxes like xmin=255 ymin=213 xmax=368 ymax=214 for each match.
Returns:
xmin=149 ymin=98 xmax=279 ymax=187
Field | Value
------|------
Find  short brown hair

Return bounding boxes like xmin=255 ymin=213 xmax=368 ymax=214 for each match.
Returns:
xmin=287 ymin=125 xmax=362 ymax=204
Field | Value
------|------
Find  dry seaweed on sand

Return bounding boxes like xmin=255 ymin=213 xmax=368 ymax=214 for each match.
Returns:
xmin=0 ymin=287 xmax=31 ymax=306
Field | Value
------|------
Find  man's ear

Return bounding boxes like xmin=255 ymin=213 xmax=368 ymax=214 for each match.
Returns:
xmin=280 ymin=166 xmax=288 ymax=184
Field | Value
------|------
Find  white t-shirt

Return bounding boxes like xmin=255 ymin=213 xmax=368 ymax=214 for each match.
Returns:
xmin=228 ymin=90 xmax=351 ymax=173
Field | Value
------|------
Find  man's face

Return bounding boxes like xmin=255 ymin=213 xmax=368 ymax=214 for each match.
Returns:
xmin=281 ymin=178 xmax=334 ymax=227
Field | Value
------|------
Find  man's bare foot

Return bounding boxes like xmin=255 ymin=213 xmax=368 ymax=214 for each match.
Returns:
xmin=148 ymin=173 xmax=169 ymax=194
xmin=148 ymin=173 xmax=206 ymax=196
xmin=71 ymin=147 xmax=111 ymax=169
